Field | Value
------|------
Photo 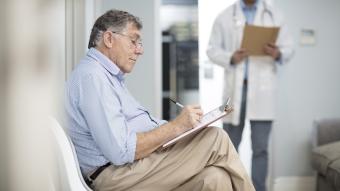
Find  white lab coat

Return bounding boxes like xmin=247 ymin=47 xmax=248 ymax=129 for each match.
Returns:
xmin=207 ymin=0 xmax=294 ymax=126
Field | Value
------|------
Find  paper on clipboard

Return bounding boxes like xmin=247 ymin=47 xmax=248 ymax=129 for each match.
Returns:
xmin=241 ymin=24 xmax=280 ymax=56
xmin=161 ymin=98 xmax=233 ymax=148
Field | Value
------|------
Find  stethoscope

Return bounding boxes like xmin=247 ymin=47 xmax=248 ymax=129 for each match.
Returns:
xmin=233 ymin=0 xmax=275 ymax=27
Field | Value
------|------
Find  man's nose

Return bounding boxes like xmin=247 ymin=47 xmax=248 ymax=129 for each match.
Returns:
xmin=135 ymin=46 xmax=144 ymax=55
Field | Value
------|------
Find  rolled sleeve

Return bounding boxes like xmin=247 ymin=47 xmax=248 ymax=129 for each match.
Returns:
xmin=126 ymin=132 xmax=137 ymax=163
xmin=79 ymin=74 xmax=136 ymax=165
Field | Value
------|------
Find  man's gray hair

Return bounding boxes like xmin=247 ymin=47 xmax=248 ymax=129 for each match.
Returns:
xmin=88 ymin=9 xmax=142 ymax=49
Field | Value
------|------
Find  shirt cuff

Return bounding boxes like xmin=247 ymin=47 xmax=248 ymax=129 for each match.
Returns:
xmin=126 ymin=132 xmax=137 ymax=163
xmin=158 ymin=120 xmax=168 ymax=126
xmin=275 ymin=52 xmax=283 ymax=65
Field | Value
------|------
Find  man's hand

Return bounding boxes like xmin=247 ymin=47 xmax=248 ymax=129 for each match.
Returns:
xmin=172 ymin=105 xmax=203 ymax=134
xmin=263 ymin=43 xmax=281 ymax=60
xmin=135 ymin=104 xmax=203 ymax=160
xmin=231 ymin=48 xmax=248 ymax=65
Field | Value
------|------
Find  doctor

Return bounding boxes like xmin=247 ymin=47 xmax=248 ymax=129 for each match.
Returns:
xmin=207 ymin=0 xmax=294 ymax=191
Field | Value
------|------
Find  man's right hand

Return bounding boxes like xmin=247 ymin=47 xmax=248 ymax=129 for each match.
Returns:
xmin=171 ymin=105 xmax=203 ymax=135
xmin=135 ymin=105 xmax=203 ymax=160
xmin=231 ymin=48 xmax=248 ymax=65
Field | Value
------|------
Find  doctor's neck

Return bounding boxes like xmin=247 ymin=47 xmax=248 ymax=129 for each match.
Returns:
xmin=243 ymin=0 xmax=257 ymax=6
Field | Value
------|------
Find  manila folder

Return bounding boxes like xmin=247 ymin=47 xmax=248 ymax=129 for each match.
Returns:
xmin=241 ymin=25 xmax=280 ymax=56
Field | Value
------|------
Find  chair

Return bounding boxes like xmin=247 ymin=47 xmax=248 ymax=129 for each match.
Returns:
xmin=311 ymin=118 xmax=340 ymax=191
xmin=49 ymin=117 xmax=93 ymax=191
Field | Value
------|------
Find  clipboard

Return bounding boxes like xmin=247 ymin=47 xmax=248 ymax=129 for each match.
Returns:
xmin=161 ymin=98 xmax=233 ymax=148
xmin=241 ymin=24 xmax=280 ymax=56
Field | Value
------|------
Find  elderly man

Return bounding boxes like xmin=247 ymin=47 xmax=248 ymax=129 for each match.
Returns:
xmin=65 ymin=9 xmax=255 ymax=191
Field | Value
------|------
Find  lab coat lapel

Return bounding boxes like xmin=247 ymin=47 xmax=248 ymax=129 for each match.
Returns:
xmin=234 ymin=2 xmax=246 ymax=48
xmin=253 ymin=1 xmax=264 ymax=26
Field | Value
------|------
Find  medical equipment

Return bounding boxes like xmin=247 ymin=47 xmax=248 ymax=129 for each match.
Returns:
xmin=233 ymin=1 xmax=275 ymax=26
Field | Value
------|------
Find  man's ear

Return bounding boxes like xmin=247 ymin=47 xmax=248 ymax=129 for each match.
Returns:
xmin=103 ymin=31 xmax=113 ymax=48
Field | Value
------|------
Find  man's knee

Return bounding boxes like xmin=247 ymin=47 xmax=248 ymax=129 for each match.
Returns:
xmin=202 ymin=167 xmax=228 ymax=182
xmin=202 ymin=127 xmax=233 ymax=149
xmin=198 ymin=167 xmax=232 ymax=190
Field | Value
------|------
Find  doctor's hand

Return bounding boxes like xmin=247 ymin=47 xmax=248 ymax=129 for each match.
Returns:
xmin=231 ymin=49 xmax=248 ymax=65
xmin=264 ymin=43 xmax=281 ymax=60
xmin=171 ymin=105 xmax=203 ymax=134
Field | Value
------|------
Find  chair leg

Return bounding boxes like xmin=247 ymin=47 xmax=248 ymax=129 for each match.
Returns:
xmin=316 ymin=173 xmax=335 ymax=191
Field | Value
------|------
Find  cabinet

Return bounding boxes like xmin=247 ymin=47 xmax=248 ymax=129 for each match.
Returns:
xmin=162 ymin=31 xmax=199 ymax=120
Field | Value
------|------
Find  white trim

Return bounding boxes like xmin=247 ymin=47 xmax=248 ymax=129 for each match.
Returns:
xmin=154 ymin=0 xmax=162 ymax=118
xmin=65 ymin=0 xmax=87 ymax=80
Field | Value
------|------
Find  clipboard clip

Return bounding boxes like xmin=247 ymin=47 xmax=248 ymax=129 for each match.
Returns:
xmin=219 ymin=97 xmax=233 ymax=112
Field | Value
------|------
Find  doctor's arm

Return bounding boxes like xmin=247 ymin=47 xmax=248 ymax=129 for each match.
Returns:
xmin=275 ymin=20 xmax=295 ymax=64
xmin=206 ymin=19 xmax=236 ymax=69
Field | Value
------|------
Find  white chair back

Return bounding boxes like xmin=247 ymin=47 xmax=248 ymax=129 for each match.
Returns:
xmin=49 ymin=117 xmax=92 ymax=191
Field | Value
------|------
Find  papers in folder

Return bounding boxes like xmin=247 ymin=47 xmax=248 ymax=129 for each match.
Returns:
xmin=162 ymin=98 xmax=233 ymax=148
xmin=241 ymin=25 xmax=280 ymax=56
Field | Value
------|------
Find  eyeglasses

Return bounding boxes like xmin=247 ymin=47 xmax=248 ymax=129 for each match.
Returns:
xmin=111 ymin=31 xmax=143 ymax=49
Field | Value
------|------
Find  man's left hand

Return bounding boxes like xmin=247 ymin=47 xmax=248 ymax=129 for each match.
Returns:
xmin=263 ymin=43 xmax=281 ymax=60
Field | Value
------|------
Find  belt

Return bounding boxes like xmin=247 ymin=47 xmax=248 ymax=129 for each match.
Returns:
xmin=85 ymin=162 xmax=111 ymax=187
xmin=243 ymin=79 xmax=248 ymax=85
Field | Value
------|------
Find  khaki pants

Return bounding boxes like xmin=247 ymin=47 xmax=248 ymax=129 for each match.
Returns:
xmin=93 ymin=127 xmax=255 ymax=191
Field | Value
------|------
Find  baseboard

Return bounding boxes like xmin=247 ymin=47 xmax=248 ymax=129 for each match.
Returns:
xmin=273 ymin=176 xmax=316 ymax=191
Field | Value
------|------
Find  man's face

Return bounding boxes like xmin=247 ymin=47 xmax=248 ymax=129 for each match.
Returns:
xmin=109 ymin=22 xmax=143 ymax=73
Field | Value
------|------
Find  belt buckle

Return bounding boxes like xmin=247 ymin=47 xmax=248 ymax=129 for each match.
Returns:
xmin=85 ymin=163 xmax=110 ymax=187
xmin=85 ymin=169 xmax=97 ymax=188
xmin=85 ymin=176 xmax=94 ymax=188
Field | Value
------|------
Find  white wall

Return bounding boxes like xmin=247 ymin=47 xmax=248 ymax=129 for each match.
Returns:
xmin=65 ymin=0 xmax=88 ymax=79
xmin=97 ymin=0 xmax=162 ymax=118
xmin=198 ymin=0 xmax=236 ymax=113
xmin=1 ymin=0 xmax=64 ymax=190
xmin=0 ymin=2 xmax=8 ymax=188
xmin=161 ymin=5 xmax=198 ymax=31
xmin=272 ymin=0 xmax=340 ymax=178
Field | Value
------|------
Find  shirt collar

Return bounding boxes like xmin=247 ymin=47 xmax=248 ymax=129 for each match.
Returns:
xmin=240 ymin=0 xmax=259 ymax=10
xmin=87 ymin=48 xmax=125 ymax=81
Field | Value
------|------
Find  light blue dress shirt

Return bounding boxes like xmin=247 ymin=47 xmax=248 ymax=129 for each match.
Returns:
xmin=65 ymin=48 xmax=167 ymax=176
xmin=240 ymin=0 xmax=258 ymax=80
xmin=240 ymin=0 xmax=258 ymax=24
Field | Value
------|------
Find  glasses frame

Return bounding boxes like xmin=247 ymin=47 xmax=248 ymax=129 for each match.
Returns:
xmin=111 ymin=31 xmax=143 ymax=49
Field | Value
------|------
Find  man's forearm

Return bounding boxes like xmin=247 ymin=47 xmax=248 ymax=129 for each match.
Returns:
xmin=135 ymin=105 xmax=202 ymax=160
xmin=135 ymin=122 xmax=184 ymax=160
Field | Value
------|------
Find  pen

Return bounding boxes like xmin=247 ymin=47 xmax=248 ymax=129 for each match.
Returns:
xmin=169 ymin=98 xmax=184 ymax=108
xmin=226 ymin=97 xmax=231 ymax=106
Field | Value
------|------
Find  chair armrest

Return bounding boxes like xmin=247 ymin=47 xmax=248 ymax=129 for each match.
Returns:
xmin=313 ymin=118 xmax=340 ymax=146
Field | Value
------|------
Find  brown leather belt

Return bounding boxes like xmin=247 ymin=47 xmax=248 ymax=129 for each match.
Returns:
xmin=85 ymin=162 xmax=111 ymax=187
xmin=243 ymin=79 xmax=248 ymax=85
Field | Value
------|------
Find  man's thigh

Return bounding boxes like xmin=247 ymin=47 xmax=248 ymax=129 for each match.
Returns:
xmin=93 ymin=127 xmax=228 ymax=191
